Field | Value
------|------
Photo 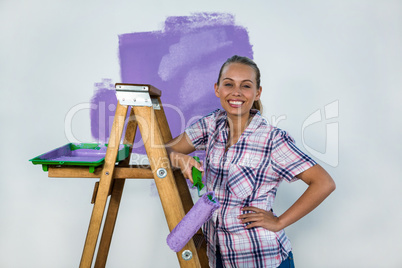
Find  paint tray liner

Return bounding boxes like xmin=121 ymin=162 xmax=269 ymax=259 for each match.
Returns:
xmin=29 ymin=143 xmax=130 ymax=173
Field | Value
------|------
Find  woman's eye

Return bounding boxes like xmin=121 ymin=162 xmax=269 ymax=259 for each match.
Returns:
xmin=243 ymin=85 xmax=251 ymax=88
xmin=224 ymin=83 xmax=233 ymax=87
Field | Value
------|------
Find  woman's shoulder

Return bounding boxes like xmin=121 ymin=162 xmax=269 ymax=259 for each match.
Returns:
xmin=267 ymin=125 xmax=295 ymax=143
xmin=186 ymin=109 xmax=226 ymax=134
xmin=251 ymin=115 xmax=295 ymax=143
xmin=199 ymin=108 xmax=227 ymax=124
xmin=209 ymin=108 xmax=226 ymax=118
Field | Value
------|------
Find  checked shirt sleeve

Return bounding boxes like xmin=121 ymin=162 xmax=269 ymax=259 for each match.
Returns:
xmin=271 ymin=130 xmax=316 ymax=182
xmin=185 ymin=110 xmax=218 ymax=151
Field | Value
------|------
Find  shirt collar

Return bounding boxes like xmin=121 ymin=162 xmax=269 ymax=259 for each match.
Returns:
xmin=243 ymin=109 xmax=266 ymax=135
xmin=217 ymin=109 xmax=266 ymax=140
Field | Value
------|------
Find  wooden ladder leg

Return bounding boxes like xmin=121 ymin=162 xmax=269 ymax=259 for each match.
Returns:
xmin=133 ymin=105 xmax=201 ymax=268
xmin=155 ymin=98 xmax=209 ymax=267
xmin=173 ymin=170 xmax=209 ymax=267
xmin=94 ymin=109 xmax=138 ymax=268
xmin=153 ymin=98 xmax=195 ymax=212
xmin=94 ymin=179 xmax=125 ymax=268
xmin=79 ymin=102 xmax=129 ymax=268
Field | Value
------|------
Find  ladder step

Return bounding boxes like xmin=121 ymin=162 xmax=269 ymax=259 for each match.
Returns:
xmin=48 ymin=166 xmax=154 ymax=179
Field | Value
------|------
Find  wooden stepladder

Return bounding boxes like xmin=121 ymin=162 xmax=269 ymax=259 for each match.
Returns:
xmin=48 ymin=84 xmax=208 ymax=267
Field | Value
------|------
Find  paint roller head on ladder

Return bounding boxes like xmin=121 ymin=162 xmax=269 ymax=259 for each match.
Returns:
xmin=165 ymin=55 xmax=335 ymax=268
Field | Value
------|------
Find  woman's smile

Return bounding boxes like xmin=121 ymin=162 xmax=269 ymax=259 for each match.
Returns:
xmin=227 ymin=99 xmax=245 ymax=108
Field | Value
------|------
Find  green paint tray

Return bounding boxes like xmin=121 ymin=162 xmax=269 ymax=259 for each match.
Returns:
xmin=29 ymin=143 xmax=130 ymax=173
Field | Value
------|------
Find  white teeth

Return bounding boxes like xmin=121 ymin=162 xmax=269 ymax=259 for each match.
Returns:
xmin=229 ymin=101 xmax=243 ymax=105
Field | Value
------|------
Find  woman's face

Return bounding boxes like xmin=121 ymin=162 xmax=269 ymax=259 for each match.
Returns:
xmin=215 ymin=62 xmax=262 ymax=119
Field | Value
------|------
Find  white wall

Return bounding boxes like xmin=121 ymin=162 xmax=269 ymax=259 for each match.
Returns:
xmin=1 ymin=0 xmax=401 ymax=267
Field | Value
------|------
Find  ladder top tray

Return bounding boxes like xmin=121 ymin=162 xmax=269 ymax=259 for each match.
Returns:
xmin=29 ymin=143 xmax=130 ymax=173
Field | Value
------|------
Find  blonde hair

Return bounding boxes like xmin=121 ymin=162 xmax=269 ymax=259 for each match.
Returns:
xmin=252 ymin=100 xmax=263 ymax=113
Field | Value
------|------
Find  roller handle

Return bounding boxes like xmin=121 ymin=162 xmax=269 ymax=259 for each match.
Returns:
xmin=192 ymin=156 xmax=204 ymax=196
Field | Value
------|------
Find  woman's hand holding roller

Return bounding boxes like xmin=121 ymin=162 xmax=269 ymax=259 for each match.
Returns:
xmin=165 ymin=133 xmax=204 ymax=183
xmin=169 ymin=151 xmax=204 ymax=183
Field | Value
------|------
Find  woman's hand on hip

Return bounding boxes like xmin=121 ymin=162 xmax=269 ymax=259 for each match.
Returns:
xmin=238 ymin=206 xmax=283 ymax=232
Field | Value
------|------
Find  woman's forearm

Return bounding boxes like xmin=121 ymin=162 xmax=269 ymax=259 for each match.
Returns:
xmin=277 ymin=165 xmax=336 ymax=230
xmin=164 ymin=134 xmax=202 ymax=182
xmin=165 ymin=147 xmax=179 ymax=168
xmin=239 ymin=165 xmax=335 ymax=232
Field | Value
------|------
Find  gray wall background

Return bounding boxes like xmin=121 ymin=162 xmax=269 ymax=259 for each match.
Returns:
xmin=1 ymin=0 xmax=401 ymax=267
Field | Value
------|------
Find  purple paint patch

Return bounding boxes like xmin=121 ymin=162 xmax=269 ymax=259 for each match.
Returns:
xmin=91 ymin=13 xmax=253 ymax=156
xmin=90 ymin=79 xmax=118 ymax=143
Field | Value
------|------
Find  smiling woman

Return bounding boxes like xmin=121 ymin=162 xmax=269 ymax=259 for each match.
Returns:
xmin=166 ymin=55 xmax=335 ymax=267
xmin=214 ymin=56 xmax=263 ymax=148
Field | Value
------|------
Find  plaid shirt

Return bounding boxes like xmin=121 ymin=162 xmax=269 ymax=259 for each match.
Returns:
xmin=185 ymin=109 xmax=316 ymax=268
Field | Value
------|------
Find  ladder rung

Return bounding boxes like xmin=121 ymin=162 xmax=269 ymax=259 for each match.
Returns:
xmin=48 ymin=166 xmax=153 ymax=179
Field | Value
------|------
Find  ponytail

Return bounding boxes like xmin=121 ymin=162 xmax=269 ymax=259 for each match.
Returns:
xmin=252 ymin=100 xmax=263 ymax=113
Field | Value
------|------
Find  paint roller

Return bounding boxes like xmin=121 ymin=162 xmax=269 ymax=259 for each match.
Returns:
xmin=166 ymin=157 xmax=220 ymax=252
xmin=167 ymin=191 xmax=220 ymax=252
